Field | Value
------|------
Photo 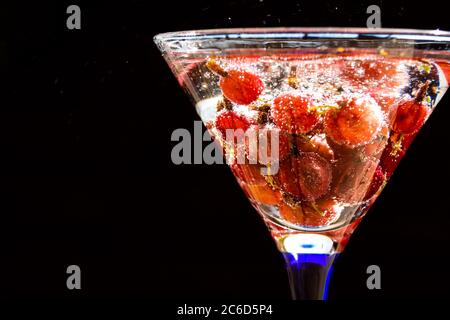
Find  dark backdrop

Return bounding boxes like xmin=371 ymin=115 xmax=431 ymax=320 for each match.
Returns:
xmin=1 ymin=0 xmax=449 ymax=299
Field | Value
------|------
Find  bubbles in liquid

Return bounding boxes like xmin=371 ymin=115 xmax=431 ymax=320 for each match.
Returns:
xmin=191 ymin=53 xmax=447 ymax=231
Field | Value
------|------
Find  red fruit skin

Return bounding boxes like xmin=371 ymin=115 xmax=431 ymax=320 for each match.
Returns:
xmin=231 ymin=163 xmax=267 ymax=186
xmin=392 ymin=99 xmax=430 ymax=135
xmin=272 ymin=94 xmax=319 ymax=134
xmin=326 ymin=123 xmax=389 ymax=161
xmin=379 ymin=132 xmax=416 ymax=179
xmin=325 ymin=96 xmax=383 ymax=147
xmin=279 ymin=198 xmax=338 ymax=227
xmin=244 ymin=184 xmax=281 ymax=205
xmin=275 ymin=158 xmax=300 ymax=197
xmin=296 ymin=153 xmax=333 ymax=201
xmin=325 ymin=135 xmax=356 ymax=160
xmin=215 ymin=111 xmax=250 ymax=138
xmin=294 ymin=135 xmax=335 ymax=161
xmin=245 ymin=125 xmax=290 ymax=164
xmin=279 ymin=202 xmax=304 ymax=225
xmin=276 ymin=131 xmax=291 ymax=161
xmin=379 ymin=142 xmax=402 ymax=179
xmin=343 ymin=59 xmax=399 ymax=84
xmin=275 ymin=153 xmax=332 ymax=201
xmin=219 ymin=70 xmax=264 ymax=105
xmin=364 ymin=165 xmax=386 ymax=201
xmin=308 ymin=121 xmax=325 ymax=136
xmin=330 ymin=157 xmax=378 ymax=204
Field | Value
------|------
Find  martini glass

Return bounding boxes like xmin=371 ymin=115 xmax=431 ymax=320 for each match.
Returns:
xmin=154 ymin=28 xmax=450 ymax=300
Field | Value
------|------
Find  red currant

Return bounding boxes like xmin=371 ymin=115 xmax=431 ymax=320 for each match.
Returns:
xmin=245 ymin=125 xmax=290 ymax=164
xmin=272 ymin=94 xmax=320 ymax=134
xmin=220 ymin=70 xmax=264 ymax=105
xmin=325 ymin=96 xmax=383 ymax=147
xmin=364 ymin=165 xmax=386 ymax=201
xmin=343 ymin=59 xmax=399 ymax=82
xmin=245 ymin=184 xmax=281 ymax=205
xmin=331 ymin=157 xmax=378 ymax=204
xmin=231 ymin=163 xmax=266 ymax=185
xmin=296 ymin=153 xmax=332 ymax=201
xmin=294 ymin=135 xmax=335 ymax=161
xmin=215 ymin=111 xmax=250 ymax=138
xmin=392 ymin=99 xmax=429 ymax=135
xmin=275 ymin=152 xmax=332 ymax=201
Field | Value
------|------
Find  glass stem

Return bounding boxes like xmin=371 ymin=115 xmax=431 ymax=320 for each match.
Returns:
xmin=276 ymin=233 xmax=339 ymax=300
xmin=283 ymin=252 xmax=337 ymax=300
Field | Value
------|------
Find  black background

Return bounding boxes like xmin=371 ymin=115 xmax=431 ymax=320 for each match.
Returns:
xmin=1 ymin=0 xmax=449 ymax=300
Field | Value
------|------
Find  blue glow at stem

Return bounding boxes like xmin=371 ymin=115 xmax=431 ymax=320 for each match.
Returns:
xmin=283 ymin=252 xmax=339 ymax=300
xmin=286 ymin=252 xmax=331 ymax=267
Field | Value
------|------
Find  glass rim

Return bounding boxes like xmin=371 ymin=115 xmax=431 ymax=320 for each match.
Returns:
xmin=154 ymin=27 xmax=450 ymax=43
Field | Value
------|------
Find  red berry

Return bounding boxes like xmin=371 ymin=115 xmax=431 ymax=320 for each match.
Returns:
xmin=325 ymin=135 xmax=356 ymax=160
xmin=215 ymin=111 xmax=250 ymax=138
xmin=364 ymin=165 xmax=386 ymax=201
xmin=219 ymin=70 xmax=264 ymax=105
xmin=379 ymin=141 xmax=402 ymax=179
xmin=279 ymin=202 xmax=304 ymax=225
xmin=324 ymin=96 xmax=383 ymax=147
xmin=245 ymin=125 xmax=290 ymax=164
xmin=245 ymin=184 xmax=281 ymax=205
xmin=326 ymin=122 xmax=389 ymax=162
xmin=272 ymin=94 xmax=319 ymax=134
xmin=392 ymin=99 xmax=429 ymax=135
xmin=275 ymin=153 xmax=332 ymax=201
xmin=379 ymin=132 xmax=415 ymax=179
xmin=296 ymin=153 xmax=332 ymax=201
xmin=231 ymin=163 xmax=266 ymax=185
xmin=275 ymin=158 xmax=298 ymax=197
xmin=294 ymin=135 xmax=334 ymax=161
xmin=343 ymin=59 xmax=399 ymax=82
xmin=331 ymin=157 xmax=378 ymax=204
xmin=308 ymin=121 xmax=326 ymax=136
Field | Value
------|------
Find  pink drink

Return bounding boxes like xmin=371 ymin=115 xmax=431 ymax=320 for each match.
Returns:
xmin=192 ymin=54 xmax=448 ymax=239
